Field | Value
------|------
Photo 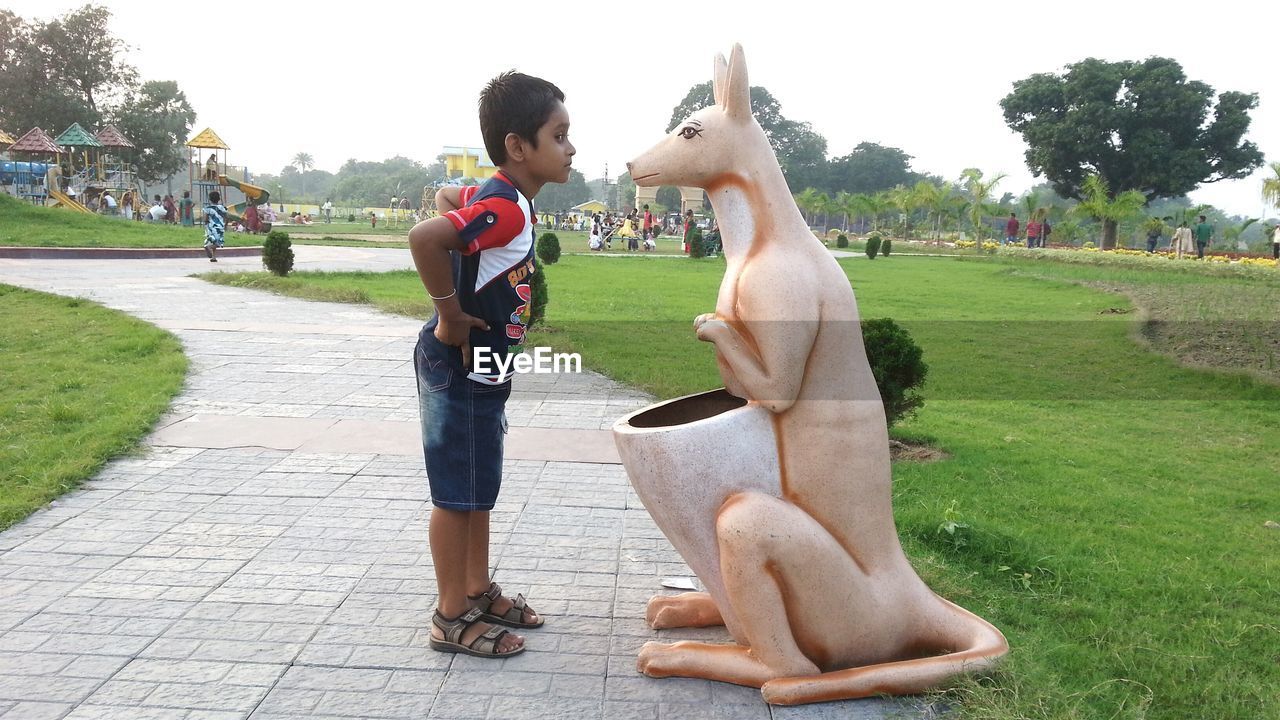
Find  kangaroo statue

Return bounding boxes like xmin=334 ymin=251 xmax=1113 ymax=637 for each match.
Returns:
xmin=622 ymin=44 xmax=1009 ymax=705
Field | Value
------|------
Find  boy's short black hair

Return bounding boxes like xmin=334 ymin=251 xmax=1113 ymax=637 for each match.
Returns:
xmin=209 ymin=191 xmax=221 ymax=203
xmin=479 ymin=71 xmax=565 ymax=165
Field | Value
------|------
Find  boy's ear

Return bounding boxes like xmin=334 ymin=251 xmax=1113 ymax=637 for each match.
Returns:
xmin=504 ymin=132 xmax=525 ymax=162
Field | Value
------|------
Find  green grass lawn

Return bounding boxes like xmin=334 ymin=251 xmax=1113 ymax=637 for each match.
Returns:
xmin=200 ymin=253 xmax=1279 ymax=718
xmin=0 ymin=284 xmax=187 ymax=530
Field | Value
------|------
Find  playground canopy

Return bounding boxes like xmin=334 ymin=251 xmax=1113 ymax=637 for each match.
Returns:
xmin=54 ymin=123 xmax=102 ymax=149
xmin=94 ymin=125 xmax=135 ymax=149
xmin=186 ymin=127 xmax=229 ymax=150
xmin=8 ymin=127 xmax=61 ymax=154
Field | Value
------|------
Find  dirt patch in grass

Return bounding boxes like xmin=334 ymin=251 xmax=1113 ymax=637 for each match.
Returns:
xmin=890 ymin=438 xmax=949 ymax=463
xmin=1088 ymin=281 xmax=1280 ymax=385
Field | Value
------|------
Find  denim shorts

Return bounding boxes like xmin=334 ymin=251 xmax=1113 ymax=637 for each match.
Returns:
xmin=415 ymin=330 xmax=511 ymax=511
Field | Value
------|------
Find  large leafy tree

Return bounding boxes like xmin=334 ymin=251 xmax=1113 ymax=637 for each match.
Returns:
xmin=666 ymin=81 xmax=827 ymax=190
xmin=826 ymin=142 xmax=921 ymax=196
xmin=36 ymin=5 xmax=136 ymax=116
xmin=111 ymin=81 xmax=197 ymax=183
xmin=0 ymin=9 xmax=98 ymax=134
xmin=1001 ymin=57 xmax=1263 ymax=248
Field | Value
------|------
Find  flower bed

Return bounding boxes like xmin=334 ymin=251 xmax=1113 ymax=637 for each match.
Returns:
xmin=997 ymin=245 xmax=1278 ymax=278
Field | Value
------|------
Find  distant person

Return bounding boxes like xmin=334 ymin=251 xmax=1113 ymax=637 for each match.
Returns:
xmin=1041 ymin=217 xmax=1052 ymax=247
xmin=1025 ymin=215 xmax=1041 ymax=248
xmin=163 ymin=194 xmax=178 ymax=224
xmin=121 ymin=190 xmax=134 ymax=221
xmin=244 ymin=203 xmax=261 ymax=233
xmin=149 ymin=195 xmax=166 ymax=222
xmin=1273 ymin=223 xmax=1280 ymax=261
xmin=1145 ymin=223 xmax=1162 ymax=253
xmin=204 ymin=153 xmax=218 ymax=181
xmin=203 ymin=190 xmax=227 ymax=262
xmin=683 ymin=209 xmax=695 ymax=253
xmin=322 ymin=198 xmax=333 ymax=223
xmin=179 ymin=191 xmax=194 ymax=226
xmin=1171 ymin=221 xmax=1194 ymax=259
xmin=101 ymin=190 xmax=117 ymax=215
xmin=1004 ymin=213 xmax=1019 ymax=246
xmin=371 ymin=212 xmax=378 ymax=229
xmin=642 ymin=204 xmax=653 ymax=242
xmin=1193 ymin=214 xmax=1213 ymax=259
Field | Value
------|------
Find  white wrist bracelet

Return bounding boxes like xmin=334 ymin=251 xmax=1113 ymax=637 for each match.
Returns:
xmin=429 ymin=289 xmax=456 ymax=301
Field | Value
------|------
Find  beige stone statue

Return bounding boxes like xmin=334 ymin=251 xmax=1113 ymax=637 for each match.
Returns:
xmin=613 ymin=44 xmax=1008 ymax=705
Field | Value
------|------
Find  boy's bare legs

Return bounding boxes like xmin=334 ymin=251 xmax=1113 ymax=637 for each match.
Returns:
xmin=464 ymin=512 xmax=539 ymax=626
xmin=429 ymin=507 xmax=523 ymax=653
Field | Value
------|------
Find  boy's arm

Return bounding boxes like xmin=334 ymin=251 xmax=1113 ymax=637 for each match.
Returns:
xmin=408 ymin=217 xmax=488 ymax=367
xmin=435 ymin=188 xmax=464 ymax=214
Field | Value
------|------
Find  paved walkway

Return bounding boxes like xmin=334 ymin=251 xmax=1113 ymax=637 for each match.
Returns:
xmin=0 ymin=247 xmax=925 ymax=719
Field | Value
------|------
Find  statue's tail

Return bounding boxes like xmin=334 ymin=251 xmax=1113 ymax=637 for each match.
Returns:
xmin=760 ymin=598 xmax=1008 ymax=706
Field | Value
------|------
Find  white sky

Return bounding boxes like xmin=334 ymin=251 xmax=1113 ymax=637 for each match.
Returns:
xmin=10 ymin=0 xmax=1279 ymax=217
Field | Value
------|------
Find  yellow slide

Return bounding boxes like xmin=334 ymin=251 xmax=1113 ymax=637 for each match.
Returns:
xmin=48 ymin=188 xmax=93 ymax=214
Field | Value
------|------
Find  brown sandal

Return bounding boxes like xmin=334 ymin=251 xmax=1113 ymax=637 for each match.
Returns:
xmin=429 ymin=607 xmax=524 ymax=658
xmin=468 ymin=581 xmax=544 ymax=629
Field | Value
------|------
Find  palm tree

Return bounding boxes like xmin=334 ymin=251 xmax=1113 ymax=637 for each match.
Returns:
xmin=1072 ymin=175 xmax=1147 ymax=249
xmin=844 ymin=193 xmax=876 ymax=234
xmin=292 ymin=152 xmax=315 ymax=198
xmin=961 ymin=169 xmax=1006 ymax=241
xmin=1222 ymin=217 xmax=1259 ymax=251
xmin=794 ymin=187 xmax=821 ymax=227
xmin=1261 ymin=162 xmax=1280 ymax=212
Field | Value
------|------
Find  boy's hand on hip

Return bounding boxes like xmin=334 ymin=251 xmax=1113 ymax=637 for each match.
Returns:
xmin=435 ymin=312 xmax=490 ymax=368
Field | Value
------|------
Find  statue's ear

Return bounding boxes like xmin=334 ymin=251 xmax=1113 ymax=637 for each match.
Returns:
xmin=712 ymin=52 xmax=728 ymax=107
xmin=724 ymin=44 xmax=750 ymax=121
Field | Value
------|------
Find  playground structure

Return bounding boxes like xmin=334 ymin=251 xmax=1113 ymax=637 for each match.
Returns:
xmin=185 ymin=128 xmax=271 ymax=229
xmin=1 ymin=123 xmax=144 ymax=213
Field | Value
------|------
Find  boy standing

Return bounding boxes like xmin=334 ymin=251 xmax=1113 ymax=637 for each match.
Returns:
xmin=408 ymin=71 xmax=575 ymax=658
xmin=203 ymin=191 xmax=227 ymax=262
xmin=1193 ymin=214 xmax=1214 ymax=259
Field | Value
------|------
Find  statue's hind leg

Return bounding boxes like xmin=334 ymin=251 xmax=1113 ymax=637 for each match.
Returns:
xmin=639 ymin=491 xmax=868 ymax=685
xmin=646 ymin=592 xmax=723 ymax=629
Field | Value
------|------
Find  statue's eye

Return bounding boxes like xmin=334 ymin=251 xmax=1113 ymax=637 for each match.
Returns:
xmin=680 ymin=126 xmax=702 ymax=139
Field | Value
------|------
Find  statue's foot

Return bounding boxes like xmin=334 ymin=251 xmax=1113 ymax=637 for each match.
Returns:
xmin=646 ymin=592 xmax=723 ymax=629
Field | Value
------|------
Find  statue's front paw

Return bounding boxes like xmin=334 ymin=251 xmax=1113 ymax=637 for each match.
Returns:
xmin=636 ymin=641 xmax=676 ymax=677
xmin=693 ymin=313 xmax=716 ymax=332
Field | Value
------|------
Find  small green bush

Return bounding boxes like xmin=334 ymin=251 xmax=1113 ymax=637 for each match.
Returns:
xmin=861 ymin=317 xmax=928 ymax=428
xmin=528 ymin=264 xmax=548 ymax=328
xmin=262 ymin=230 xmax=294 ymax=276
xmin=346 ymin=213 xmax=355 ymax=222
xmin=865 ymin=233 xmax=882 ymax=259
xmin=688 ymin=227 xmax=706 ymax=258
xmin=836 ymin=233 xmax=849 ymax=248
xmin=536 ymin=232 xmax=561 ymax=265
xmin=881 ymin=237 xmax=893 ymax=256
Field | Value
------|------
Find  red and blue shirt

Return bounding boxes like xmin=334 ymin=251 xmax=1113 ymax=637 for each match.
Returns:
xmin=424 ymin=171 xmax=537 ymax=385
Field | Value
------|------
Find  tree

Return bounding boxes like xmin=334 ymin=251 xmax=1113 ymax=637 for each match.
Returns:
xmin=292 ymin=152 xmax=315 ymax=198
xmin=656 ymin=186 xmax=682 ymax=212
xmin=111 ymin=81 xmax=196 ymax=183
xmin=1071 ymin=175 xmax=1147 ymax=247
xmin=666 ymin=81 xmax=828 ymax=190
xmin=961 ymin=169 xmax=1006 ymax=241
xmin=1262 ymin=162 xmax=1280 ymax=213
xmin=1002 ymin=57 xmax=1263 ymax=248
xmin=36 ymin=5 xmax=136 ymax=116
xmin=826 ymin=143 xmax=921 ymax=196
xmin=0 ymin=9 xmax=98 ymax=134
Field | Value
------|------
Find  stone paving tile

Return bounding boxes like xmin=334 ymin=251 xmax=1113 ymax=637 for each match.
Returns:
xmin=0 ymin=250 xmax=920 ymax=719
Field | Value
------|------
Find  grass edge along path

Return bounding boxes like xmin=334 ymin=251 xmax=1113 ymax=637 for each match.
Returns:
xmin=197 ymin=256 xmax=1280 ymax=719
xmin=0 ymin=284 xmax=188 ymax=530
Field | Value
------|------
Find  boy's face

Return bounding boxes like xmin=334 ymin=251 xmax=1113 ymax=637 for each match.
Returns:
xmin=526 ymin=101 xmax=575 ymax=184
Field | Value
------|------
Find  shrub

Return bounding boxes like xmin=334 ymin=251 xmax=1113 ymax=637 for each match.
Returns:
xmin=689 ymin=227 xmax=706 ymax=258
xmin=861 ymin=318 xmax=928 ymax=428
xmin=865 ymin=233 xmax=882 ymax=259
xmin=836 ymin=233 xmax=849 ymax=248
xmin=536 ymin=232 xmax=561 ymax=265
xmin=347 ymin=213 xmax=355 ymax=222
xmin=262 ymin=230 xmax=294 ymax=276
xmin=528 ymin=263 xmax=548 ymax=329
xmin=881 ymin=237 xmax=893 ymax=256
